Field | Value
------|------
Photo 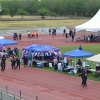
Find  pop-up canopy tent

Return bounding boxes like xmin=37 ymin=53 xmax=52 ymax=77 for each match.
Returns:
xmin=0 ymin=39 xmax=17 ymax=46
xmin=63 ymin=49 xmax=94 ymax=66
xmin=22 ymin=44 xmax=61 ymax=61
xmin=75 ymin=9 xmax=100 ymax=32
xmin=86 ymin=54 xmax=100 ymax=63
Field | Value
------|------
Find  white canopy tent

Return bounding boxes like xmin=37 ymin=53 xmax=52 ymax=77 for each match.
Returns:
xmin=86 ymin=54 xmax=100 ymax=63
xmin=75 ymin=9 xmax=100 ymax=32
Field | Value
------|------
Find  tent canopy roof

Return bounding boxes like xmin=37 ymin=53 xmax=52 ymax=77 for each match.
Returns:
xmin=0 ymin=36 xmax=5 ymax=39
xmin=75 ymin=9 xmax=100 ymax=32
xmin=86 ymin=54 xmax=100 ymax=63
xmin=0 ymin=39 xmax=17 ymax=46
xmin=23 ymin=44 xmax=60 ymax=53
xmin=63 ymin=49 xmax=94 ymax=58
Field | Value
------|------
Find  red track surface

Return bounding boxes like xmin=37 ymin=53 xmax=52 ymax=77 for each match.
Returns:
xmin=0 ymin=34 xmax=99 ymax=100
xmin=5 ymin=34 xmax=100 ymax=50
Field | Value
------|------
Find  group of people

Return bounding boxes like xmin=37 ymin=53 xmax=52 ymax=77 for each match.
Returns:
xmin=0 ymin=47 xmax=20 ymax=71
xmin=49 ymin=28 xmax=56 ymax=38
xmin=13 ymin=32 xmax=22 ymax=40
xmin=0 ymin=55 xmax=20 ymax=71
xmin=7 ymin=47 xmax=19 ymax=57
xmin=10 ymin=56 xmax=20 ymax=70
xmin=0 ymin=52 xmax=34 ymax=71
xmin=22 ymin=51 xmax=33 ymax=68
xmin=48 ymin=28 xmax=76 ymax=41
xmin=84 ymin=34 xmax=98 ymax=42
xmin=27 ymin=30 xmax=38 ymax=39
xmin=13 ymin=28 xmax=77 ymax=43
xmin=63 ymin=29 xmax=76 ymax=43
xmin=0 ymin=47 xmax=19 ymax=58
xmin=1 ymin=55 xmax=6 ymax=71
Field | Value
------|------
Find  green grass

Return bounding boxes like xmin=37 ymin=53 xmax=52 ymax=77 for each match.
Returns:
xmin=43 ymin=67 xmax=54 ymax=71
xmin=59 ymin=44 xmax=100 ymax=54
xmin=0 ymin=19 xmax=87 ymax=30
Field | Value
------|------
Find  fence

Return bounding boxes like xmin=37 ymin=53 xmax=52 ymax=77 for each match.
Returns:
xmin=0 ymin=85 xmax=39 ymax=100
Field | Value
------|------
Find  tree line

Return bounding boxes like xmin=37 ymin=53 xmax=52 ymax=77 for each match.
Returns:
xmin=0 ymin=0 xmax=100 ymax=18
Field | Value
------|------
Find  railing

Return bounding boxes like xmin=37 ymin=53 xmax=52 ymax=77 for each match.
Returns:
xmin=0 ymin=90 xmax=23 ymax=100
xmin=0 ymin=85 xmax=39 ymax=100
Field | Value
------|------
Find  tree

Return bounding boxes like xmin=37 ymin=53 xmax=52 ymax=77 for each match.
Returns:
xmin=49 ymin=12 xmax=57 ymax=17
xmin=37 ymin=8 xmax=50 ymax=19
xmin=7 ymin=0 xmax=18 ymax=17
xmin=0 ymin=0 xmax=100 ymax=17
xmin=17 ymin=9 xmax=28 ymax=18
xmin=1 ymin=8 xmax=9 ymax=15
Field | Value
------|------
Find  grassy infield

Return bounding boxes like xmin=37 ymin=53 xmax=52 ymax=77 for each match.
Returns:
xmin=0 ymin=16 xmax=100 ymax=81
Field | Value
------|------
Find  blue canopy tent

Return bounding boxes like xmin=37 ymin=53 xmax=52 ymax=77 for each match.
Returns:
xmin=22 ymin=44 xmax=60 ymax=61
xmin=0 ymin=39 xmax=17 ymax=46
xmin=63 ymin=49 xmax=94 ymax=66
xmin=23 ymin=44 xmax=40 ymax=50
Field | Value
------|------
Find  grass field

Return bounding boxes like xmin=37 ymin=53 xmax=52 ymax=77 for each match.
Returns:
xmin=0 ymin=19 xmax=88 ymax=30
xmin=59 ymin=44 xmax=100 ymax=54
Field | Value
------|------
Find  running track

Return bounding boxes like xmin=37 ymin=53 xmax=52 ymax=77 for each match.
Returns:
xmin=0 ymin=64 xmax=100 ymax=100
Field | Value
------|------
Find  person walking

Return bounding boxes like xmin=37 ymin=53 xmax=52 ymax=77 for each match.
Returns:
xmin=23 ymin=55 xmax=28 ymax=68
xmin=36 ymin=31 xmax=38 ymax=39
xmin=1 ymin=60 xmax=5 ymax=71
xmin=52 ymin=29 xmax=55 ymax=38
xmin=28 ymin=53 xmax=33 ymax=67
xmin=27 ymin=30 xmax=31 ymax=38
xmin=63 ymin=29 xmax=66 ymax=36
xmin=79 ymin=69 xmax=88 ymax=88
xmin=16 ymin=56 xmax=20 ymax=69
xmin=49 ymin=28 xmax=51 ymax=35
xmin=19 ymin=33 xmax=22 ymax=40
xmin=72 ymin=34 xmax=74 ymax=42
xmin=65 ymin=33 xmax=68 ymax=43
xmin=11 ymin=56 xmax=16 ymax=70
xmin=53 ymin=56 xmax=58 ymax=71
xmin=1 ymin=55 xmax=6 ymax=71
xmin=32 ymin=31 xmax=35 ymax=39
xmin=79 ymin=69 xmax=85 ymax=87
xmin=52 ymin=29 xmax=56 ymax=38
xmin=83 ymin=69 xmax=88 ymax=88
